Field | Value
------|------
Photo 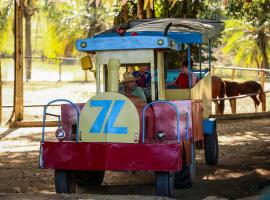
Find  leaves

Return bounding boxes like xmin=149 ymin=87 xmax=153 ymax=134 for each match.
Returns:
xmin=222 ymin=19 xmax=269 ymax=68
xmin=224 ymin=0 xmax=270 ymax=68
xmin=41 ymin=0 xmax=113 ymax=57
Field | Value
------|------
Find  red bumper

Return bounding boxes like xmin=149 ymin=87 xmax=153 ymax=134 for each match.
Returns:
xmin=41 ymin=142 xmax=183 ymax=172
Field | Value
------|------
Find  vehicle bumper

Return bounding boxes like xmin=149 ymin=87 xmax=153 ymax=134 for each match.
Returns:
xmin=40 ymin=141 xmax=183 ymax=172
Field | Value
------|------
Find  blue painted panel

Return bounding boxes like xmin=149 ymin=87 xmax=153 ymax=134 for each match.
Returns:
xmin=94 ymin=31 xmax=203 ymax=44
xmin=76 ymin=36 xmax=179 ymax=52
xmin=203 ymin=118 xmax=216 ymax=134
xmin=168 ymin=32 xmax=202 ymax=44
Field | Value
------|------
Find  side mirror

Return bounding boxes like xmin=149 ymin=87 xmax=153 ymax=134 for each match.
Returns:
xmin=80 ymin=56 xmax=93 ymax=71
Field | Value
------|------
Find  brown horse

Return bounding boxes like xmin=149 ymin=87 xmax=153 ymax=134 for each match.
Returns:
xmin=212 ymin=75 xmax=226 ymax=114
xmin=224 ymin=80 xmax=265 ymax=113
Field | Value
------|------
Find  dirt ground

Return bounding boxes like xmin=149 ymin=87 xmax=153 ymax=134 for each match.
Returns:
xmin=0 ymin=118 xmax=269 ymax=200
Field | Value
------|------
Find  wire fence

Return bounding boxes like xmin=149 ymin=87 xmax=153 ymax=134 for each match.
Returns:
xmin=1 ymin=57 xmax=269 ymax=123
xmin=0 ymin=57 xmax=95 ymax=82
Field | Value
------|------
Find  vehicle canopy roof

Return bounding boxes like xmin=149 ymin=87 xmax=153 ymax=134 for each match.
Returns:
xmin=76 ymin=18 xmax=224 ymax=53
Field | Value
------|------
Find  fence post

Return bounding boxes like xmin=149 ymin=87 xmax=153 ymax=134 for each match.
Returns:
xmin=231 ymin=69 xmax=236 ymax=80
xmin=212 ymin=66 xmax=216 ymax=75
xmin=84 ymin=70 xmax=88 ymax=82
xmin=0 ymin=57 xmax=2 ymax=124
xmin=58 ymin=59 xmax=62 ymax=82
xmin=231 ymin=99 xmax=237 ymax=114
xmin=259 ymin=70 xmax=266 ymax=111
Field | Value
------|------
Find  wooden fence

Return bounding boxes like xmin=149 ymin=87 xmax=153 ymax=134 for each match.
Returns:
xmin=212 ymin=66 xmax=270 ymax=114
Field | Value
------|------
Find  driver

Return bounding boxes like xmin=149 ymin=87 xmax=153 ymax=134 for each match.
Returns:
xmin=121 ymin=72 xmax=147 ymax=102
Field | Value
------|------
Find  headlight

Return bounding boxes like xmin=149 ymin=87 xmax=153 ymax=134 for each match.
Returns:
xmin=156 ymin=131 xmax=166 ymax=140
xmin=55 ymin=128 xmax=66 ymax=141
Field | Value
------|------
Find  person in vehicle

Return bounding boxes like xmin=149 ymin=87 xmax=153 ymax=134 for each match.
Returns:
xmin=121 ymin=72 xmax=147 ymax=102
xmin=168 ymin=60 xmax=197 ymax=89
xmin=132 ymin=66 xmax=151 ymax=88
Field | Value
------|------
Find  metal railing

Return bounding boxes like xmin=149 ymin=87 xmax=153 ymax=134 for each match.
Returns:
xmin=41 ymin=99 xmax=80 ymax=143
xmin=141 ymin=100 xmax=189 ymax=144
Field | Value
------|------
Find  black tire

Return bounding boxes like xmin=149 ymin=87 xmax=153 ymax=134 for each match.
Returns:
xmin=174 ymin=143 xmax=196 ymax=189
xmin=55 ymin=170 xmax=76 ymax=193
xmin=155 ymin=172 xmax=175 ymax=197
xmin=189 ymin=143 xmax=196 ymax=182
xmin=75 ymin=171 xmax=105 ymax=186
xmin=204 ymin=131 xmax=219 ymax=165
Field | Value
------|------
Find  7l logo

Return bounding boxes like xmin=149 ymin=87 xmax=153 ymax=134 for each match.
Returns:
xmin=89 ymin=100 xmax=128 ymax=134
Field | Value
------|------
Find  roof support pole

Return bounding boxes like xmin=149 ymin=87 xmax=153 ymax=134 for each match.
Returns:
xmin=96 ymin=64 xmax=101 ymax=94
xmin=199 ymin=44 xmax=202 ymax=79
xmin=150 ymin=60 xmax=155 ymax=101
xmin=188 ymin=44 xmax=191 ymax=88
xmin=157 ymin=51 xmax=165 ymax=100
xmin=208 ymin=39 xmax=211 ymax=71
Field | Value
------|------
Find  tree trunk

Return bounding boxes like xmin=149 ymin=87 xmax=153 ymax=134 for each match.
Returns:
xmin=137 ymin=0 xmax=145 ymax=19
xmin=8 ymin=0 xmax=24 ymax=124
xmin=122 ymin=3 xmax=129 ymax=23
xmin=257 ymin=31 xmax=269 ymax=69
xmin=163 ymin=0 xmax=170 ymax=18
xmin=146 ymin=6 xmax=154 ymax=18
xmin=24 ymin=14 xmax=32 ymax=81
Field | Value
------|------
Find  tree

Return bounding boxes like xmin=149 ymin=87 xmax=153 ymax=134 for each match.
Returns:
xmin=223 ymin=19 xmax=265 ymax=68
xmin=42 ymin=0 xmax=112 ymax=58
xmin=22 ymin=0 xmax=37 ymax=81
xmin=0 ymin=0 xmax=13 ymax=56
xmin=225 ymin=0 xmax=270 ymax=69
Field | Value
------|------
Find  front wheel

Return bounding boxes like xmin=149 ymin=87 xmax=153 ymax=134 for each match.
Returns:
xmin=55 ymin=170 xmax=76 ymax=193
xmin=204 ymin=131 xmax=219 ymax=165
xmin=155 ymin=172 xmax=175 ymax=197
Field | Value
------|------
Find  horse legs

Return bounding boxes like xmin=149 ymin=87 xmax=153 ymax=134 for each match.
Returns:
xmin=229 ymin=99 xmax=237 ymax=114
xmin=250 ymin=96 xmax=260 ymax=112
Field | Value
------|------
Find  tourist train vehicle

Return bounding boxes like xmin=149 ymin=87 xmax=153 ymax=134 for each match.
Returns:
xmin=39 ymin=18 xmax=224 ymax=197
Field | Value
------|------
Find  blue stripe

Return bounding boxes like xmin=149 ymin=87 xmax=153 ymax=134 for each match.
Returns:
xmin=89 ymin=100 xmax=112 ymax=133
xmin=104 ymin=100 xmax=128 ymax=134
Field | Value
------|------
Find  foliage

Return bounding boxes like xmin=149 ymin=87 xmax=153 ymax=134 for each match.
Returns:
xmin=224 ymin=0 xmax=270 ymax=68
xmin=0 ymin=0 xmax=13 ymax=55
xmin=223 ymin=19 xmax=265 ymax=68
xmin=41 ymin=0 xmax=113 ymax=57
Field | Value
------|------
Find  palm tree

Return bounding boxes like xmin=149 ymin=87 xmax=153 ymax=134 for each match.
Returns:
xmin=223 ymin=19 xmax=270 ymax=68
xmin=42 ymin=0 xmax=112 ymax=58
xmin=224 ymin=0 xmax=270 ymax=69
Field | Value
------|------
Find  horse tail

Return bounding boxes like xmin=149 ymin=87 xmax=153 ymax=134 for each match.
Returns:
xmin=219 ymin=79 xmax=225 ymax=114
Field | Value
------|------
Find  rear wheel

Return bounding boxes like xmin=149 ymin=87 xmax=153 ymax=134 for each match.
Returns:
xmin=155 ymin=172 xmax=175 ymax=197
xmin=55 ymin=170 xmax=76 ymax=193
xmin=204 ymin=131 xmax=219 ymax=165
xmin=174 ymin=143 xmax=196 ymax=189
xmin=75 ymin=171 xmax=105 ymax=186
